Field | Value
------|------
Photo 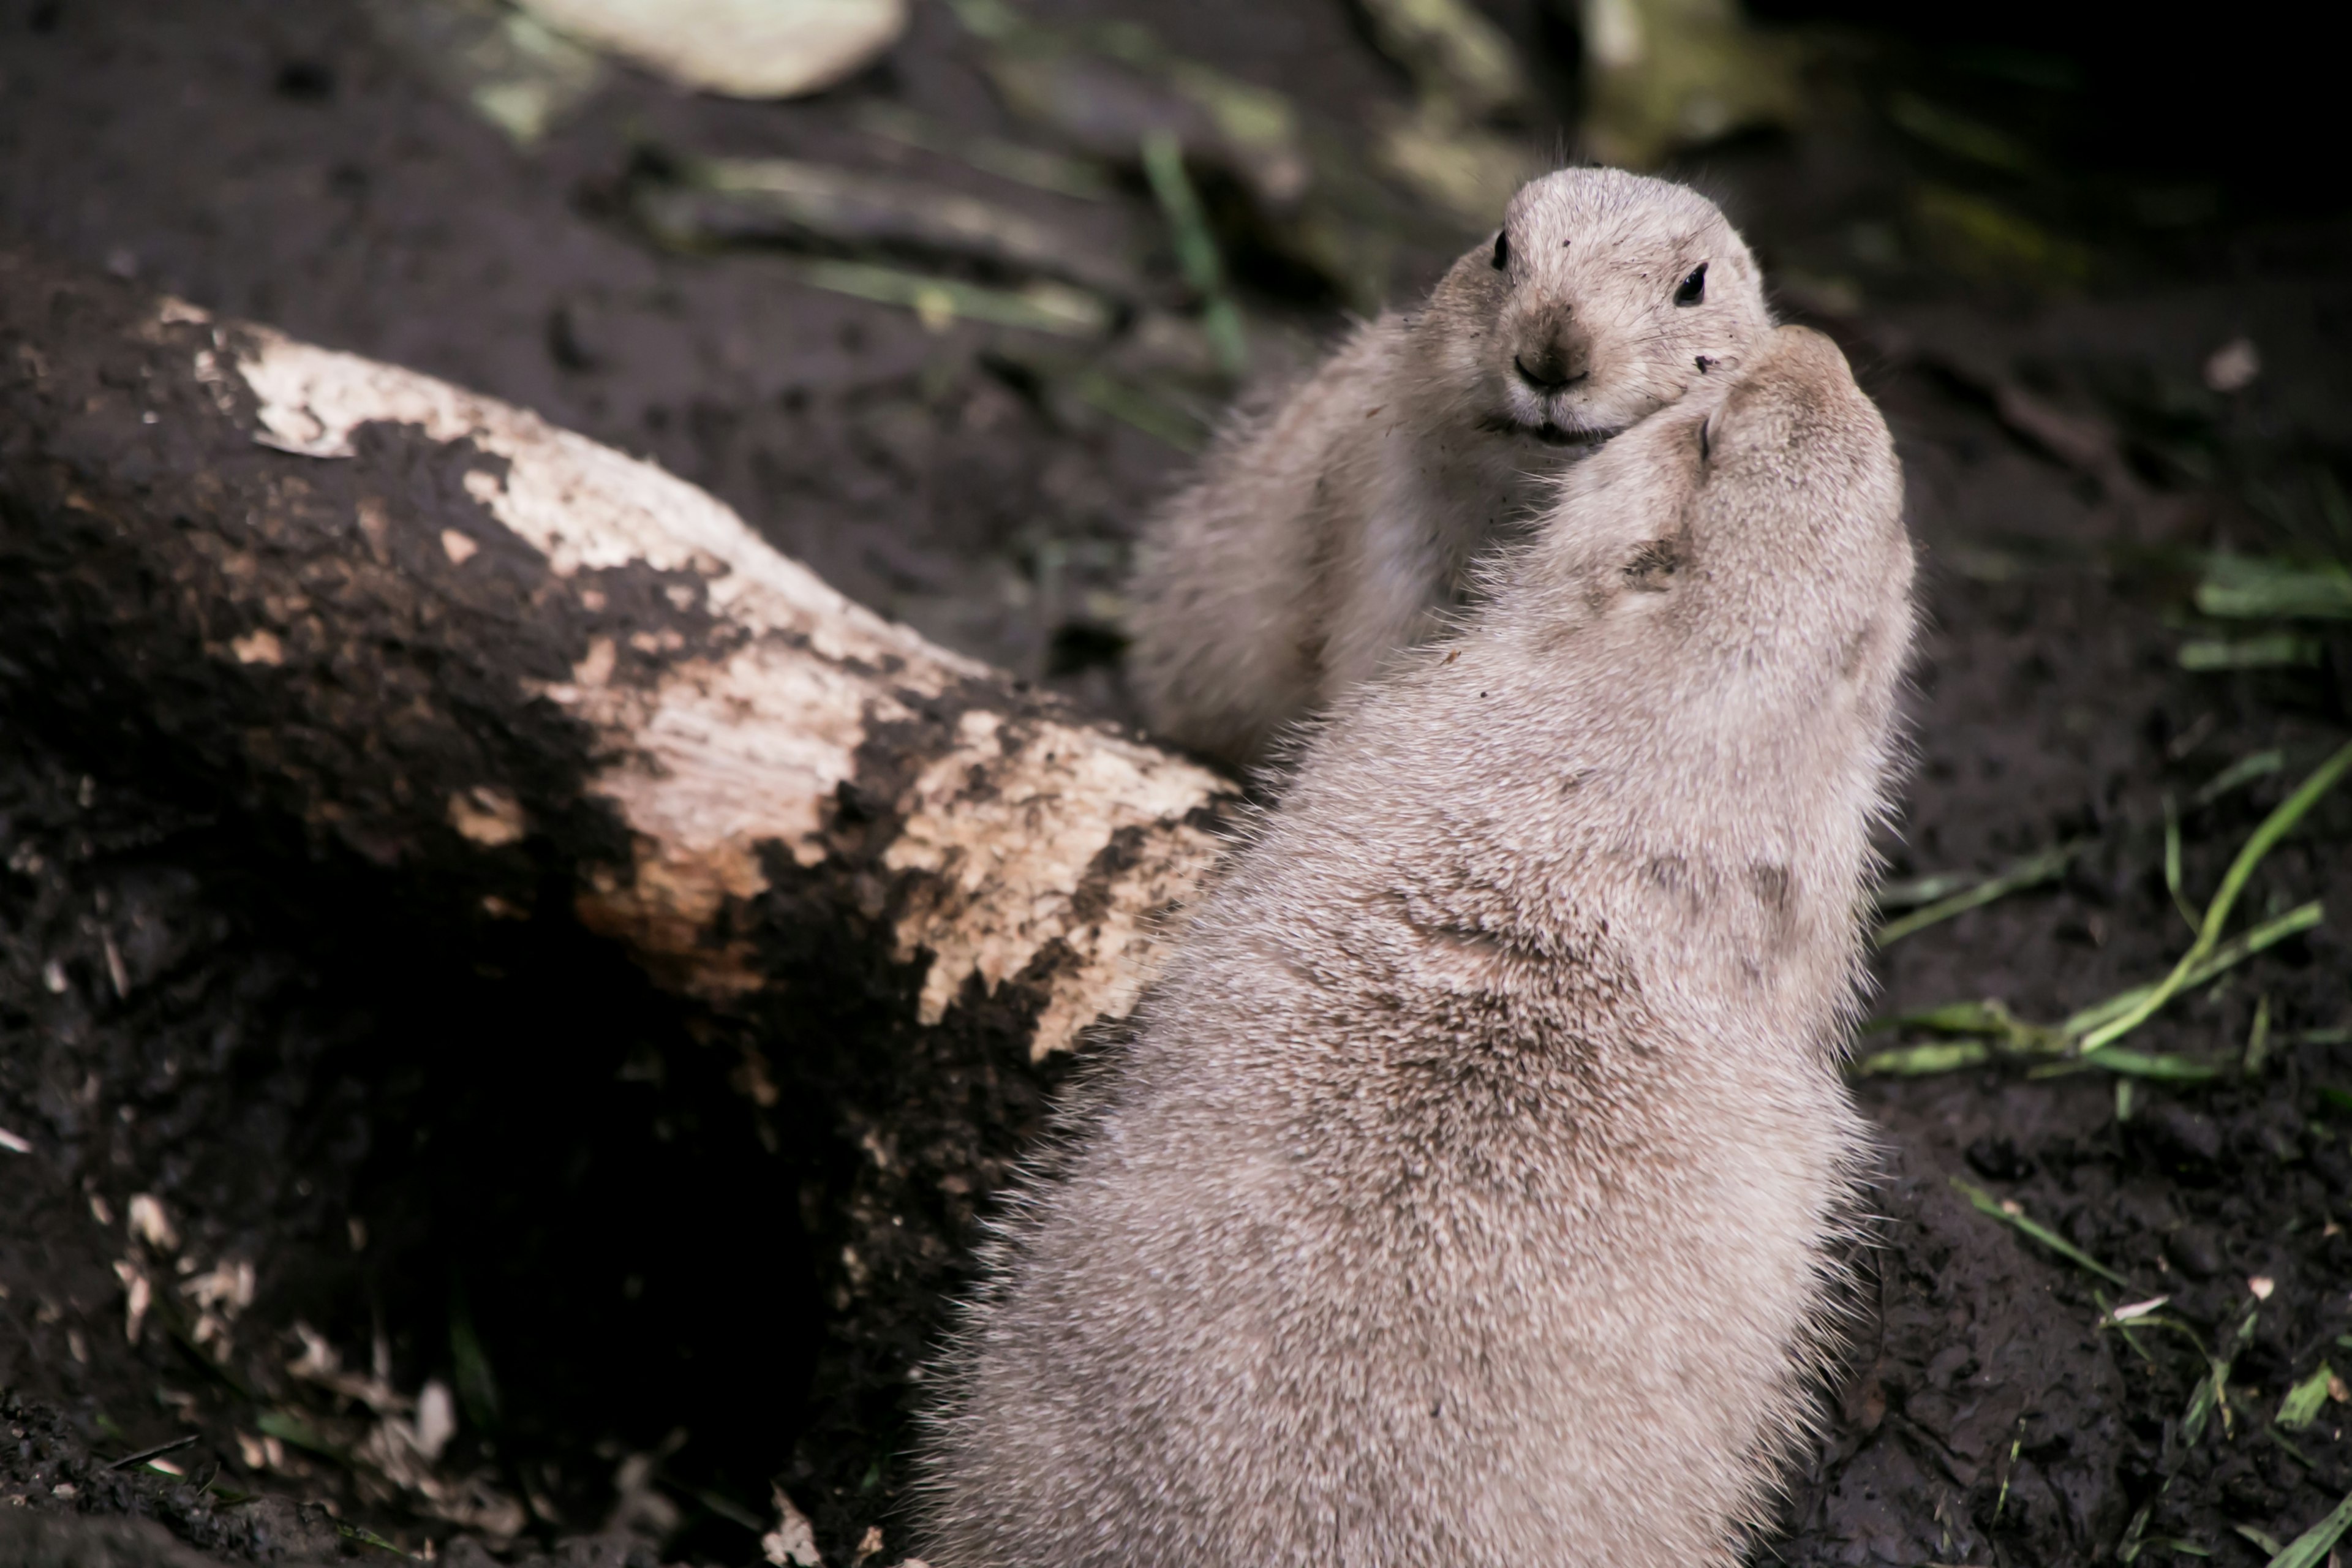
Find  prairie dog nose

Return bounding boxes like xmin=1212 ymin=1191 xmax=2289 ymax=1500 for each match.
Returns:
xmin=1512 ymin=322 xmax=1592 ymax=391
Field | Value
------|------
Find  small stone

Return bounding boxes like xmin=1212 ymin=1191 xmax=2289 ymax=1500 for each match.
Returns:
xmin=2203 ymin=337 xmax=2261 ymax=393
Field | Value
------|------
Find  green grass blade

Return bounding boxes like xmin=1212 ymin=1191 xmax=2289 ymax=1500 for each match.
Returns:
xmin=2196 ymin=555 xmax=2352 ymax=621
xmin=2264 ymin=1487 xmax=2352 ymax=1568
xmin=1875 ymin=869 xmax=1979 ymax=911
xmin=1874 ymin=843 xmax=2079 ymax=948
xmin=1140 ymin=130 xmax=1248 ymax=379
xmin=1895 ymin=1000 xmax=2027 ymax=1036
xmin=256 ymin=1408 xmax=345 ymax=1461
xmin=2083 ymin=740 xmax=2352 ymax=1052
xmin=2195 ymin=748 xmax=2285 ymax=808
xmin=2028 ymin=1047 xmax=2218 ymax=1082
xmin=2278 ymin=1362 xmax=2335 ymax=1431
xmin=2061 ymin=902 xmax=2323 ymax=1039
xmin=2179 ymin=634 xmax=2326 ymax=670
xmin=1950 ymin=1177 xmax=2130 ymax=1286
xmin=2165 ymin=792 xmax=2200 ymax=932
xmin=1872 ymin=903 xmax=2323 ymax=1079
xmin=785 ymin=257 xmax=1114 ymax=337
xmin=2271 ymin=1425 xmax=2320 ymax=1470
xmin=1853 ymin=1041 xmax=1992 ymax=1077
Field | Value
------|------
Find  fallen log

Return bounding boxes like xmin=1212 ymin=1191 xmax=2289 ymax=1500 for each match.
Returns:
xmin=0 ymin=247 xmax=1235 ymax=1065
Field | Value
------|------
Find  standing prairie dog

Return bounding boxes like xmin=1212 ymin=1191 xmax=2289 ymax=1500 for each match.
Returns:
xmin=922 ymin=326 xmax=1914 ymax=1568
xmin=1126 ymin=167 xmax=1773 ymax=769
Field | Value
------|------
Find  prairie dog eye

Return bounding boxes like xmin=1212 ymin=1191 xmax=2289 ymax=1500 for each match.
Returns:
xmin=1491 ymin=230 xmax=1510 ymax=271
xmin=1673 ymin=263 xmax=1708 ymax=305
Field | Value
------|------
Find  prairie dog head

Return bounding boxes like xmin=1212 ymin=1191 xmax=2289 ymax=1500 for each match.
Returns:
xmin=1423 ymin=168 xmax=1771 ymax=447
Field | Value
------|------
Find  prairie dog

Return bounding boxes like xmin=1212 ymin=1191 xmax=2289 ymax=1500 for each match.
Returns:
xmin=1126 ymin=166 xmax=1773 ymax=769
xmin=922 ymin=326 xmax=1913 ymax=1568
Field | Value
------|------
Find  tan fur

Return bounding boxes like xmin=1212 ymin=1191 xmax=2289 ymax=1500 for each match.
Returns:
xmin=921 ymin=326 xmax=1914 ymax=1568
xmin=1126 ymin=167 xmax=1774 ymax=769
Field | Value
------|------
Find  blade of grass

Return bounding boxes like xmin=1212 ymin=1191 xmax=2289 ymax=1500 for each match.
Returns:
xmin=2061 ymin=902 xmax=2323 ymax=1039
xmin=1073 ymin=370 xmax=1207 ymax=451
xmin=1873 ymin=842 xmax=2079 ymax=948
xmin=1890 ymin=998 xmax=2048 ymax=1041
xmin=1994 ymin=1430 xmax=2022 ymax=1519
xmin=1853 ymin=1040 xmax=1992 ymax=1077
xmin=2196 ymin=555 xmax=2352 ymax=620
xmin=2278 ymin=1362 xmax=2335 ymax=1430
xmin=2270 ymin=1425 xmax=2320 ymax=1469
xmin=1863 ymin=903 xmax=2321 ymax=1082
xmin=2247 ymin=995 xmax=2274 ymax=1077
xmin=2098 ymin=1291 xmax=2162 ymax=1363
xmin=2186 ymin=1306 xmax=2260 ymax=1444
xmin=2084 ymin=741 xmax=2352 ymax=1052
xmin=1140 ymin=130 xmax=1248 ymax=379
xmin=1950 ymin=1177 xmax=2130 ymax=1286
xmin=2101 ymin=1309 xmax=2210 ymax=1362
xmin=337 ymin=1523 xmax=415 ymax=1558
xmin=1874 ymin=869 xmax=1978 ymax=911
xmin=785 ymin=257 xmax=1114 ymax=337
xmin=2165 ymin=792 xmax=2200 ymax=932
xmin=2263 ymin=1485 xmax=2352 ymax=1568
xmin=2027 ymin=1048 xmax=2219 ymax=1082
xmin=852 ymin=103 xmax=1115 ymax=200
xmin=256 ymin=1408 xmax=345 ymax=1462
xmin=2180 ymin=633 xmax=2326 ymax=670
xmin=2194 ymin=748 xmax=2285 ymax=808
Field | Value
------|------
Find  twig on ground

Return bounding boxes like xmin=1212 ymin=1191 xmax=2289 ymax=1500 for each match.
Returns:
xmin=105 ymin=1433 xmax=201 ymax=1471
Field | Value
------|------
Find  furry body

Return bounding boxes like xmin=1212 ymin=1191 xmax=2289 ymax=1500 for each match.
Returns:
xmin=922 ymin=326 xmax=1915 ymax=1568
xmin=1126 ymin=167 xmax=1773 ymax=769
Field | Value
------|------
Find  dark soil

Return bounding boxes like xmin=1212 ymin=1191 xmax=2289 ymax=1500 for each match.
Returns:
xmin=2 ymin=1 xmax=2348 ymax=1564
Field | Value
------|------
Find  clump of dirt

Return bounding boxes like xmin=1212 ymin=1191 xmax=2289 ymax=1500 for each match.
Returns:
xmin=2 ymin=0 xmax=2349 ymax=1565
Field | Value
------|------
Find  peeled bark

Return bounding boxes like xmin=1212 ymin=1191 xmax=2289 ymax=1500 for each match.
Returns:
xmin=0 ymin=247 xmax=1235 ymax=1064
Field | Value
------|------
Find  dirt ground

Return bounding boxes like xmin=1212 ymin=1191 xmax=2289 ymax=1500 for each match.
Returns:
xmin=2 ymin=1 xmax=2349 ymax=1564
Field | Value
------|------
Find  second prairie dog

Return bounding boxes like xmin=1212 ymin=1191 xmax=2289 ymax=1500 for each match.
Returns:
xmin=922 ymin=326 xmax=1916 ymax=1568
xmin=1126 ymin=165 xmax=1773 ymax=769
